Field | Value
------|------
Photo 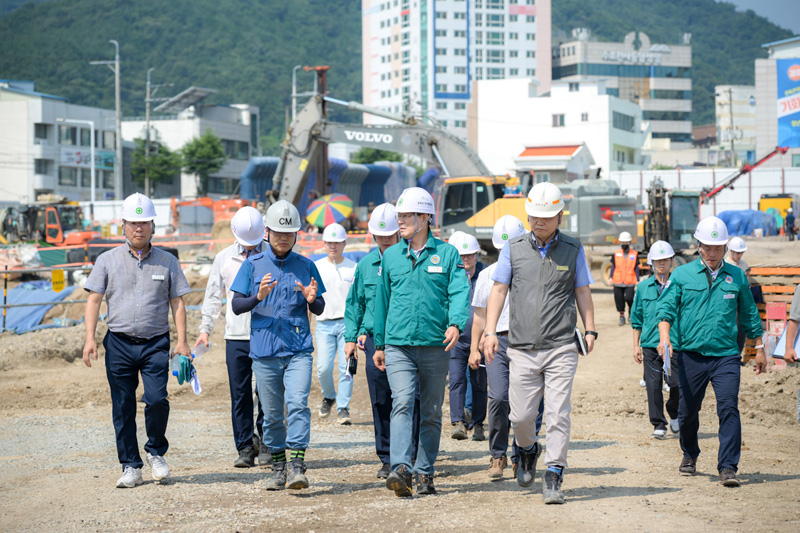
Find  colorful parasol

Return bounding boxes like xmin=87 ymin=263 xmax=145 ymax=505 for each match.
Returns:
xmin=305 ymin=193 xmax=353 ymax=228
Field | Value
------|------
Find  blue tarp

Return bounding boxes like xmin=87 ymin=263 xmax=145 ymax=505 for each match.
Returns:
xmin=4 ymin=281 xmax=77 ymax=334
xmin=718 ymin=210 xmax=778 ymax=237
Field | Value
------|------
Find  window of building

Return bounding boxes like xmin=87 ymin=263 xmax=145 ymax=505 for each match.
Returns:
xmin=526 ymin=15 xmax=535 ymax=22
xmin=552 ymin=114 xmax=565 ymax=127
xmin=613 ymin=111 xmax=635 ymax=132
xmin=487 ymin=14 xmax=504 ymax=27
xmin=509 ymin=50 xmax=518 ymax=58
xmin=454 ymin=30 xmax=466 ymax=38
xmin=488 ymin=68 xmax=504 ymax=79
xmin=475 ymin=49 xmax=483 ymax=61
xmin=509 ymin=32 xmax=518 ymax=39
xmin=34 ymin=123 xmax=48 ymax=142
xmin=34 ymin=159 xmax=50 ymax=174
xmin=569 ymin=82 xmax=579 ymax=92
xmin=394 ymin=52 xmax=399 ymax=60
xmin=402 ymin=32 xmax=409 ymax=45
xmin=526 ymin=33 xmax=536 ymax=40
xmin=403 ymin=86 xmax=409 ymax=94
xmin=455 ymin=120 xmax=467 ymax=128
xmin=436 ymin=84 xmax=448 ymax=92
xmin=486 ymin=0 xmax=504 ymax=9
xmin=80 ymin=128 xmax=92 ymax=146
xmin=436 ymin=48 xmax=447 ymax=56
xmin=526 ymin=68 xmax=536 ymax=76
xmin=208 ymin=177 xmax=236 ymax=195
xmin=487 ymin=49 xmax=505 ymax=63
xmin=509 ymin=0 xmax=518 ymax=3
xmin=642 ymin=111 xmax=692 ymax=121
xmin=402 ymin=68 xmax=410 ymax=81
xmin=223 ymin=139 xmax=249 ymax=160
xmin=394 ymin=88 xmax=399 ymax=95
xmin=510 ymin=15 xmax=518 ymax=22
xmin=102 ymin=170 xmax=114 ymax=189
xmin=436 ymin=102 xmax=448 ymax=110
xmin=436 ymin=11 xmax=447 ymax=19
xmin=436 ymin=66 xmax=447 ymax=73
xmin=454 ymin=66 xmax=466 ymax=74
xmin=510 ymin=68 xmax=519 ymax=76
xmin=59 ymin=125 xmax=76 ymax=145
xmin=394 ymin=34 xmax=399 ymax=42
xmin=535 ymin=172 xmax=550 ymax=184
xmin=80 ymin=168 xmax=92 ymax=188
xmin=526 ymin=0 xmax=535 ymax=4
xmin=58 ymin=167 xmax=78 ymax=186
xmin=526 ymin=50 xmax=536 ymax=58
xmin=793 ymin=154 xmax=800 ymax=167
xmin=103 ymin=131 xmax=115 ymax=149
xmin=455 ymin=84 xmax=467 ymax=92
xmin=455 ymin=48 xmax=466 ymax=56
xmin=454 ymin=12 xmax=466 ymax=20
xmin=441 ymin=120 xmax=448 ymax=127
xmin=475 ymin=31 xmax=483 ymax=44
xmin=581 ymin=112 xmax=589 ymax=122
xmin=436 ymin=29 xmax=447 ymax=37
xmin=402 ymin=14 xmax=409 ymax=27
xmin=487 ymin=32 xmax=504 ymax=45
xmin=455 ymin=103 xmax=466 ymax=110
xmin=475 ymin=13 xmax=482 ymax=26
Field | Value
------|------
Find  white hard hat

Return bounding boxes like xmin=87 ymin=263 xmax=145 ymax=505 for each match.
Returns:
xmin=525 ymin=182 xmax=564 ymax=218
xmin=647 ymin=240 xmax=675 ymax=265
xmin=449 ymin=231 xmax=480 ymax=255
xmin=264 ymin=200 xmax=302 ymax=232
xmin=618 ymin=231 xmax=633 ymax=243
xmin=788 ymin=207 xmax=793 ymax=213
xmin=322 ymin=223 xmax=347 ymax=242
xmin=492 ymin=214 xmax=526 ymax=250
xmin=728 ymin=236 xmax=747 ymax=252
xmin=121 ymin=193 xmax=156 ymax=222
xmin=694 ymin=216 xmax=729 ymax=245
xmin=230 ymin=206 xmax=265 ymax=247
xmin=368 ymin=203 xmax=400 ymax=236
xmin=396 ymin=187 xmax=436 ymax=215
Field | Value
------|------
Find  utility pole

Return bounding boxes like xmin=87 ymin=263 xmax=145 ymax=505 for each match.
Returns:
xmin=90 ymin=40 xmax=122 ymax=200
xmin=728 ymin=88 xmax=736 ymax=167
xmin=145 ymin=67 xmax=154 ymax=196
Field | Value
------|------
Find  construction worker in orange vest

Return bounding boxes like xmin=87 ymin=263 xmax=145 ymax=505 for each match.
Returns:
xmin=607 ymin=231 xmax=639 ymax=326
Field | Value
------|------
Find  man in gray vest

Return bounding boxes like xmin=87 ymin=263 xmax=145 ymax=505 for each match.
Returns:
xmin=483 ymin=182 xmax=597 ymax=505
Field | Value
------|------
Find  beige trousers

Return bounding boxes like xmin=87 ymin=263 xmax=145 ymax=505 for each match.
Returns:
xmin=507 ymin=343 xmax=579 ymax=468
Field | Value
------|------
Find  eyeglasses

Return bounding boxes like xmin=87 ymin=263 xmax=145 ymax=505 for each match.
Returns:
xmin=396 ymin=213 xmax=423 ymax=221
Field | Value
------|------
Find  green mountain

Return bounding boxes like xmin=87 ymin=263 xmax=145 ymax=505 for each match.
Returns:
xmin=0 ymin=0 xmax=792 ymax=155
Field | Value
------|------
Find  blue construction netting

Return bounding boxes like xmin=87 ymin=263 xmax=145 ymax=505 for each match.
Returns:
xmin=718 ymin=210 xmax=778 ymax=237
xmin=379 ymin=161 xmax=417 ymax=203
xmin=4 ymin=281 xmax=77 ymax=334
xmin=418 ymin=167 xmax=441 ymax=192
xmin=361 ymin=164 xmax=393 ymax=207
xmin=239 ymin=157 xmax=280 ymax=201
xmin=337 ymin=164 xmax=369 ymax=207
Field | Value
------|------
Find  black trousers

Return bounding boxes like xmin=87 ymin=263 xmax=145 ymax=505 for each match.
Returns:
xmin=226 ymin=339 xmax=264 ymax=451
xmin=614 ymin=286 xmax=635 ymax=315
xmin=642 ymin=347 xmax=679 ymax=431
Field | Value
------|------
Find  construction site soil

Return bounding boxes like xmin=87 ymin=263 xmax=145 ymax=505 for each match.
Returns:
xmin=0 ymin=239 xmax=798 ymax=531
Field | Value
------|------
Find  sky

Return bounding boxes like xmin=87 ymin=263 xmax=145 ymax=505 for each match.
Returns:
xmin=724 ymin=0 xmax=800 ymax=35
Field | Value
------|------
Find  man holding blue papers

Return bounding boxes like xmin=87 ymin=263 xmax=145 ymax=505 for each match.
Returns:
xmin=656 ymin=216 xmax=765 ymax=488
xmin=630 ymin=241 xmax=679 ymax=440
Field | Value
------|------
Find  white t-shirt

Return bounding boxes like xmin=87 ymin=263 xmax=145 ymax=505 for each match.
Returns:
xmin=472 ymin=262 xmax=510 ymax=333
xmin=314 ymin=256 xmax=357 ymax=321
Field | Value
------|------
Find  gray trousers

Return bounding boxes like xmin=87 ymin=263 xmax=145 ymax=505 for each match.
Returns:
xmin=508 ymin=343 xmax=579 ymax=468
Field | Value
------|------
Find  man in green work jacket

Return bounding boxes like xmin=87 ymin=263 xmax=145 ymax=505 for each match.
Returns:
xmin=657 ymin=216 xmax=766 ymax=488
xmin=373 ymin=187 xmax=471 ymax=498
xmin=631 ymin=240 xmax=680 ymax=441
xmin=344 ymin=203 xmax=420 ymax=480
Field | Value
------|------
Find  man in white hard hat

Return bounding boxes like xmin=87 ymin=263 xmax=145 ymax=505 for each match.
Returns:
xmin=631 ymin=241 xmax=680 ymax=440
xmin=344 ymin=203 xmax=420 ymax=479
xmin=657 ymin=216 xmax=765 ymax=487
xmin=483 ymin=182 xmax=596 ymax=504
xmin=230 ymin=199 xmax=327 ymax=492
xmin=314 ymin=222 xmax=358 ymax=425
xmin=447 ymin=231 xmax=488 ymax=442
xmin=83 ymin=193 xmax=192 ymax=488
xmin=195 ymin=206 xmax=266 ymax=468
xmin=373 ymin=187 xmax=470 ymax=497
xmin=470 ymin=214 xmax=544 ymax=481
xmin=608 ymin=231 xmax=639 ymax=326
xmin=786 ymin=207 xmax=796 ymax=242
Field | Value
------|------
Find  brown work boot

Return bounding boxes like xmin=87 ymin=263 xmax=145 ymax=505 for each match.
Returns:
xmin=488 ymin=456 xmax=508 ymax=480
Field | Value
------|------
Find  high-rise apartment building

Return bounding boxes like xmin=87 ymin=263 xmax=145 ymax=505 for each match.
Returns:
xmin=361 ymin=0 xmax=551 ymax=137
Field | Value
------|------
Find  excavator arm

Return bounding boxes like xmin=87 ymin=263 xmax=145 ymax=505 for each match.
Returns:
xmin=275 ymin=95 xmax=491 ymax=206
xmin=701 ymin=146 xmax=788 ymax=204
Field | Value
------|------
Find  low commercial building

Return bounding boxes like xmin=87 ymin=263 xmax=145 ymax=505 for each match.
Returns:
xmin=469 ymin=78 xmax=647 ymax=178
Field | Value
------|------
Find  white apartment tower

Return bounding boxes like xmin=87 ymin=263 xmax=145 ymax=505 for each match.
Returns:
xmin=361 ymin=0 xmax=552 ymax=137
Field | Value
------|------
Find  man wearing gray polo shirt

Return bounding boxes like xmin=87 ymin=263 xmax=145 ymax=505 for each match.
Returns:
xmin=82 ymin=193 xmax=191 ymax=488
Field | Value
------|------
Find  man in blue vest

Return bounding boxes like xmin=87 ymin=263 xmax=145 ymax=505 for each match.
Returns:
xmin=231 ymin=200 xmax=326 ymax=492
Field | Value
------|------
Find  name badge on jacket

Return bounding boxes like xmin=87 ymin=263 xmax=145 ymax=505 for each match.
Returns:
xmin=152 ymin=274 xmax=165 ymax=281
xmin=428 ymin=266 xmax=443 ymax=273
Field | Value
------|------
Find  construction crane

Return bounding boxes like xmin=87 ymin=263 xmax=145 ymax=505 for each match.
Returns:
xmin=700 ymin=146 xmax=789 ymax=204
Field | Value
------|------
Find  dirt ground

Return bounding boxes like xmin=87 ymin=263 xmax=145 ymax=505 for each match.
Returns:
xmin=0 ymin=239 xmax=798 ymax=532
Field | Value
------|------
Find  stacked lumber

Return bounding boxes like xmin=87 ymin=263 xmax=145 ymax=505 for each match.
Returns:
xmin=746 ymin=266 xmax=800 ymax=362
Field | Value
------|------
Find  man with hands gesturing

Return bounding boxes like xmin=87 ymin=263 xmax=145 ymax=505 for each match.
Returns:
xmin=230 ymin=200 xmax=326 ymax=492
xmin=372 ymin=187 xmax=470 ymax=498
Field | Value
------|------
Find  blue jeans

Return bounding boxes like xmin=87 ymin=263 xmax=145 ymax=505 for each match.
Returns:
xmin=252 ymin=353 xmax=313 ymax=453
xmin=104 ymin=331 xmax=170 ymax=470
xmin=315 ymin=319 xmax=352 ymax=410
xmin=678 ymin=351 xmax=741 ymax=472
xmin=385 ymin=344 xmax=450 ymax=475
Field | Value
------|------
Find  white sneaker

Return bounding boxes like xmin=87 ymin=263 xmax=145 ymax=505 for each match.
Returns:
xmin=663 ymin=383 xmax=671 ymax=392
xmin=639 ymin=378 xmax=646 ymax=387
xmin=116 ymin=466 xmax=143 ymax=488
xmin=670 ymin=418 xmax=680 ymax=434
xmin=651 ymin=429 xmax=667 ymax=440
xmin=146 ymin=452 xmax=170 ymax=481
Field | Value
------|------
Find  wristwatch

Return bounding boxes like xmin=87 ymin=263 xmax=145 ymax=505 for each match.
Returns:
xmin=449 ymin=324 xmax=461 ymax=333
xmin=585 ymin=330 xmax=599 ymax=340
xmin=484 ymin=332 xmax=497 ymax=337
xmin=375 ymin=345 xmax=385 ymax=351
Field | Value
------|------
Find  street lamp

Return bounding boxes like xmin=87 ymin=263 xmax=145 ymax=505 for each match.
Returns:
xmin=56 ymin=118 xmax=96 ymax=206
xmin=90 ymin=40 xmax=121 ymax=200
